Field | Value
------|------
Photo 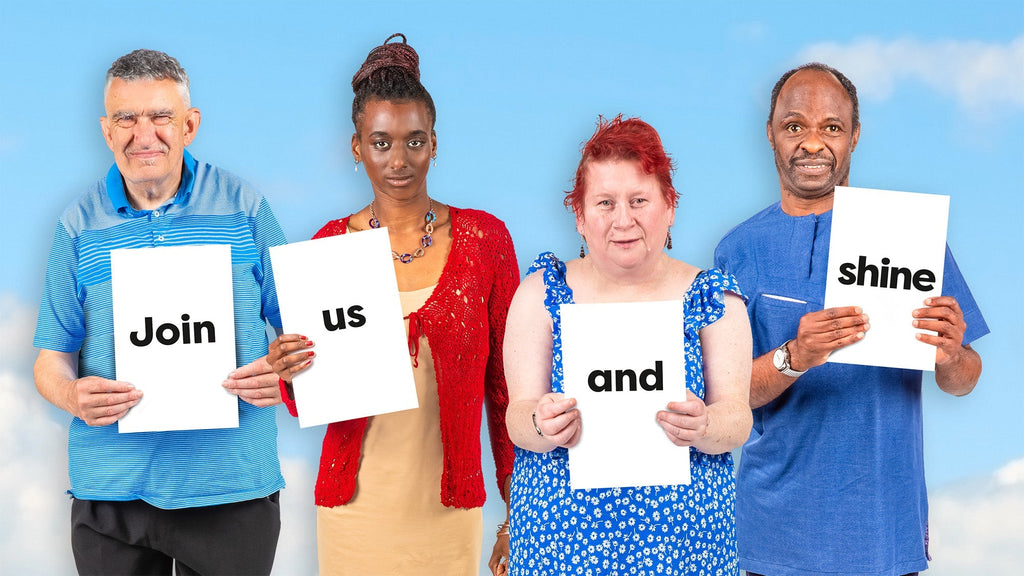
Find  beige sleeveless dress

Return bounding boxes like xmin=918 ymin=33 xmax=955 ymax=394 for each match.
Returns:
xmin=316 ymin=285 xmax=483 ymax=575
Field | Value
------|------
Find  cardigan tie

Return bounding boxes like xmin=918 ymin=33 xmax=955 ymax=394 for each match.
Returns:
xmin=405 ymin=311 xmax=425 ymax=367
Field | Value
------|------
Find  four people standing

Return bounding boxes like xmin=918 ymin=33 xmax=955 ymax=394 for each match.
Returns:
xmin=31 ymin=41 xmax=987 ymax=576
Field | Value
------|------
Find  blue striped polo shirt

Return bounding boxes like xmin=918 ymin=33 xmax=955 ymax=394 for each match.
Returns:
xmin=34 ymin=150 xmax=286 ymax=509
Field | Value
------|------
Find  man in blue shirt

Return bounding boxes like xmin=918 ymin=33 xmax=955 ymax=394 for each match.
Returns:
xmin=714 ymin=63 xmax=987 ymax=576
xmin=33 ymin=49 xmax=286 ymax=575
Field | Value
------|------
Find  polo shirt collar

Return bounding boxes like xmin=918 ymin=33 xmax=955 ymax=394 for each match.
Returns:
xmin=106 ymin=149 xmax=198 ymax=214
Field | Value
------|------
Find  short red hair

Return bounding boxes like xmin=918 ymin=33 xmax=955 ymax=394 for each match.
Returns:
xmin=565 ymin=115 xmax=678 ymax=215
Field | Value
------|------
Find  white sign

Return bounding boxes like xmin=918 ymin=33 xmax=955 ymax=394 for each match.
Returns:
xmin=270 ymin=228 xmax=418 ymax=428
xmin=825 ymin=186 xmax=950 ymax=371
xmin=112 ymin=244 xmax=239 ymax=433
xmin=561 ymin=300 xmax=690 ymax=490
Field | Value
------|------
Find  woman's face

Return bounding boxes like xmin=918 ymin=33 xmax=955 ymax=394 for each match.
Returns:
xmin=352 ymin=99 xmax=436 ymax=201
xmin=576 ymin=159 xmax=674 ymax=271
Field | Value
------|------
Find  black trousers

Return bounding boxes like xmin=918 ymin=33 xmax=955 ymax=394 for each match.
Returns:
xmin=71 ymin=493 xmax=280 ymax=576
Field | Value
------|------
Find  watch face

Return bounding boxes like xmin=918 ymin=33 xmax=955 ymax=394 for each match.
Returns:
xmin=773 ymin=346 xmax=786 ymax=370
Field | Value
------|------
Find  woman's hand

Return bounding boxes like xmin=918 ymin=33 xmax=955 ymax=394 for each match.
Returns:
xmin=533 ymin=392 xmax=582 ymax=448
xmin=266 ymin=334 xmax=315 ymax=383
xmin=656 ymin=390 xmax=708 ymax=447
xmin=487 ymin=522 xmax=510 ymax=576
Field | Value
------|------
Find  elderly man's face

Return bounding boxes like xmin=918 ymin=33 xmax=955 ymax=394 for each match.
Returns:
xmin=100 ymin=78 xmax=199 ymax=204
xmin=768 ymin=69 xmax=860 ymax=205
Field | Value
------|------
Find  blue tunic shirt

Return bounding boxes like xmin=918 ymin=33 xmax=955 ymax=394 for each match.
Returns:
xmin=714 ymin=202 xmax=988 ymax=576
xmin=34 ymin=150 xmax=286 ymax=509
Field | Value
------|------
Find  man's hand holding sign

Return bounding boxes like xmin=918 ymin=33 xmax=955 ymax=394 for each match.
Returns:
xmin=112 ymin=244 xmax=240 ymax=433
xmin=824 ymin=187 xmax=961 ymax=371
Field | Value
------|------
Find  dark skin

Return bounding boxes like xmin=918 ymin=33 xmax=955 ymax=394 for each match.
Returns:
xmin=349 ymin=98 xmax=452 ymax=291
xmin=270 ymin=98 xmax=451 ymax=387
xmin=270 ymin=98 xmax=448 ymax=385
xmin=267 ymin=97 xmax=512 ymax=574
xmin=750 ymin=69 xmax=981 ymax=409
xmin=487 ymin=476 xmax=512 ymax=576
xmin=769 ymin=69 xmax=859 ymax=216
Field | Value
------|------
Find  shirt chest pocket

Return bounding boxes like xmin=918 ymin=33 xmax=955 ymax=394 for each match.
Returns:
xmin=749 ymin=293 xmax=821 ymax=356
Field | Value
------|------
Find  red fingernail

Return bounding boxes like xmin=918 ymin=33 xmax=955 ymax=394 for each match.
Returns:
xmin=306 ymin=340 xmax=314 ymax=347
xmin=307 ymin=351 xmax=314 ymax=357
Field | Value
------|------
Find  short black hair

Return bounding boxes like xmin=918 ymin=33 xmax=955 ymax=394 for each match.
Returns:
xmin=768 ymin=62 xmax=859 ymax=128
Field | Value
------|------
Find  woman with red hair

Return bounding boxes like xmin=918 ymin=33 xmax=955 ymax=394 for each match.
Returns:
xmin=504 ymin=116 xmax=753 ymax=575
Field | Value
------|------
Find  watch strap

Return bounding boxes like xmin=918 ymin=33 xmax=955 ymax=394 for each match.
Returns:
xmin=778 ymin=339 xmax=807 ymax=378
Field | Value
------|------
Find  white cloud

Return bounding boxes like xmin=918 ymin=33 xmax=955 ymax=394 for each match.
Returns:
xmin=274 ymin=456 xmax=319 ymax=576
xmin=0 ymin=296 xmax=75 ymax=575
xmin=928 ymin=458 xmax=1024 ymax=575
xmin=996 ymin=458 xmax=1024 ymax=486
xmin=798 ymin=35 xmax=1024 ymax=113
xmin=0 ymin=293 xmax=38 ymax=370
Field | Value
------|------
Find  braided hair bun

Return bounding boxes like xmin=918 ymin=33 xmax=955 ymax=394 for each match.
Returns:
xmin=351 ymin=33 xmax=436 ymax=128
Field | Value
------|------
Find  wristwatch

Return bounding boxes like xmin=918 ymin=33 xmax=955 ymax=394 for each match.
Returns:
xmin=773 ymin=339 xmax=807 ymax=378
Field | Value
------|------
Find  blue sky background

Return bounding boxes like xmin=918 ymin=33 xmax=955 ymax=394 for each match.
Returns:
xmin=1 ymin=1 xmax=1021 ymax=574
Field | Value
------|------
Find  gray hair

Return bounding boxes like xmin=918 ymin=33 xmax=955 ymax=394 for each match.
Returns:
xmin=104 ymin=49 xmax=191 ymax=108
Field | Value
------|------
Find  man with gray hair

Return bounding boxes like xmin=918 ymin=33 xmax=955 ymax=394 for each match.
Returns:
xmin=33 ymin=48 xmax=285 ymax=575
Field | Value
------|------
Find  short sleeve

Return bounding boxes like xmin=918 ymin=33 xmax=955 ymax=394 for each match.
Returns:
xmin=34 ymin=221 xmax=85 ymax=352
xmin=941 ymin=244 xmax=988 ymax=346
xmin=684 ymin=268 xmax=746 ymax=335
xmin=527 ymin=252 xmax=572 ymax=316
xmin=250 ymin=197 xmax=287 ymax=329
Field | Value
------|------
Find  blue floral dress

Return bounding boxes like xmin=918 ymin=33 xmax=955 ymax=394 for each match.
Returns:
xmin=509 ymin=253 xmax=744 ymax=576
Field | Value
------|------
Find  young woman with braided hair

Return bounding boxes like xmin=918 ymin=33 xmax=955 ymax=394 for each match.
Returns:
xmin=267 ymin=34 xmax=517 ymax=575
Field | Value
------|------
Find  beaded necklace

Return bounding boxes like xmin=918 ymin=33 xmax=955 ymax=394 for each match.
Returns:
xmin=368 ymin=199 xmax=437 ymax=264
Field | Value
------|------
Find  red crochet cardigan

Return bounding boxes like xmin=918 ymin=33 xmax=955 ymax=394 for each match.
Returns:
xmin=279 ymin=207 xmax=518 ymax=508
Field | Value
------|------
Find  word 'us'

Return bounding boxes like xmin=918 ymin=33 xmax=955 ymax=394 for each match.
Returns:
xmin=322 ymin=305 xmax=367 ymax=331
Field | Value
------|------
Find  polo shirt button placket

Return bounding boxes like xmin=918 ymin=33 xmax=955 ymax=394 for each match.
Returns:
xmin=152 ymin=209 xmax=166 ymax=245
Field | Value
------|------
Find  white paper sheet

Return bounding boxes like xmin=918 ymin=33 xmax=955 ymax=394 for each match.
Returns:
xmin=270 ymin=228 xmax=418 ymax=428
xmin=825 ymin=186 xmax=950 ymax=371
xmin=561 ymin=300 xmax=690 ymax=490
xmin=112 ymin=244 xmax=239 ymax=433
